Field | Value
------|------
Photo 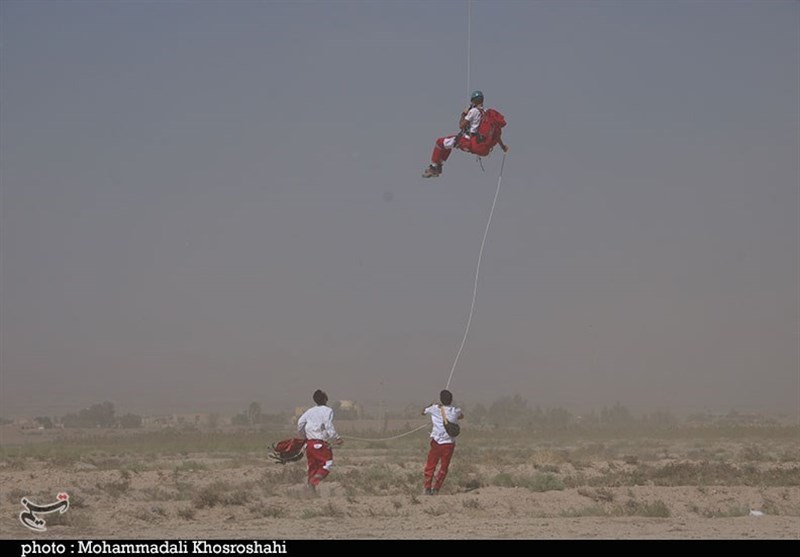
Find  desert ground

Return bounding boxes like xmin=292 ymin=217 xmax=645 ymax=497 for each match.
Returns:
xmin=1 ymin=420 xmax=798 ymax=541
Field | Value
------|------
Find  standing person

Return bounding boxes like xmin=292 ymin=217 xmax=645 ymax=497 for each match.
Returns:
xmin=421 ymin=389 xmax=464 ymax=495
xmin=422 ymin=90 xmax=509 ymax=178
xmin=297 ymin=389 xmax=343 ymax=492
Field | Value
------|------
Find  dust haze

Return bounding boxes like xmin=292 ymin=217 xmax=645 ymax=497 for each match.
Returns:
xmin=1 ymin=1 xmax=797 ymax=422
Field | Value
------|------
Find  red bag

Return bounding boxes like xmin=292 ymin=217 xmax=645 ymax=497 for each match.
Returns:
xmin=268 ymin=437 xmax=306 ymax=464
xmin=472 ymin=108 xmax=507 ymax=157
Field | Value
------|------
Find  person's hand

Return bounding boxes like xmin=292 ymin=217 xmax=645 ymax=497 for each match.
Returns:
xmin=334 ymin=437 xmax=344 ymax=446
xmin=501 ymin=144 xmax=509 ymax=153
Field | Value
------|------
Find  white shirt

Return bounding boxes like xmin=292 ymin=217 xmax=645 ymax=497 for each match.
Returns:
xmin=424 ymin=404 xmax=462 ymax=444
xmin=297 ymin=405 xmax=339 ymax=442
xmin=464 ymin=107 xmax=483 ymax=136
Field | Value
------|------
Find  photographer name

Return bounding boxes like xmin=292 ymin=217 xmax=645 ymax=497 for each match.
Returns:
xmin=20 ymin=540 xmax=287 ymax=557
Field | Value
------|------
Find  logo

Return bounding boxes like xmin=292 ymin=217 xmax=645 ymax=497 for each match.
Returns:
xmin=19 ymin=493 xmax=69 ymax=532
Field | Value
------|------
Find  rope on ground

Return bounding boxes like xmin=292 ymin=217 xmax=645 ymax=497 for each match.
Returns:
xmin=340 ymin=424 xmax=428 ymax=442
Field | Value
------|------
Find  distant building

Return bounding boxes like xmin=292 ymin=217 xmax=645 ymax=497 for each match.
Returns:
xmin=294 ymin=401 xmax=362 ymax=419
xmin=13 ymin=417 xmax=38 ymax=430
xmin=336 ymin=400 xmax=362 ymax=419
xmin=141 ymin=413 xmax=214 ymax=427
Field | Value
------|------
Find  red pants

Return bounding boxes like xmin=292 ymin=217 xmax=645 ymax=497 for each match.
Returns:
xmin=431 ymin=135 xmax=492 ymax=165
xmin=305 ymin=440 xmax=334 ymax=486
xmin=423 ymin=439 xmax=455 ymax=491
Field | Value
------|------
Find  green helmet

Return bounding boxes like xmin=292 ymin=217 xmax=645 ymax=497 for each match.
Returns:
xmin=470 ymin=90 xmax=484 ymax=103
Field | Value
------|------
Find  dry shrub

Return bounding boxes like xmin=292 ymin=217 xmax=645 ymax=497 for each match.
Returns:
xmin=577 ymin=487 xmax=615 ymax=502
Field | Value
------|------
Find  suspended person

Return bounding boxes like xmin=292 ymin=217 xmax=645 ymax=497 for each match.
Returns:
xmin=297 ymin=389 xmax=343 ymax=493
xmin=421 ymin=389 xmax=464 ymax=494
xmin=422 ymin=90 xmax=509 ymax=178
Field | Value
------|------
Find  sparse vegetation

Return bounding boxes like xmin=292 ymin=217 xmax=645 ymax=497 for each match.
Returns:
xmin=561 ymin=499 xmax=670 ymax=518
xmin=191 ymin=481 xmax=251 ymax=508
xmin=560 ymin=505 xmax=608 ymax=517
xmin=0 ymin=401 xmax=797 ymax=538
xmin=249 ymin=504 xmax=287 ymax=518
xmin=699 ymin=506 xmax=751 ymax=518
xmin=96 ymin=476 xmax=131 ymax=497
xmin=301 ymin=502 xmax=344 ymax=518
xmin=578 ymin=487 xmax=615 ymax=503
xmin=489 ymin=472 xmax=564 ymax=492
xmin=463 ymin=497 xmax=482 ymax=510
xmin=176 ymin=507 xmax=196 ymax=520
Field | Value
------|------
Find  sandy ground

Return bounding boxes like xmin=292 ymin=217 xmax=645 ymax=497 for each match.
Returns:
xmin=1 ymin=425 xmax=798 ymax=541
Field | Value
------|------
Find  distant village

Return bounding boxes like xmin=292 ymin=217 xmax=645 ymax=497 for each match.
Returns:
xmin=2 ymin=396 xmax=790 ymax=433
xmin=3 ymin=399 xmax=365 ymax=431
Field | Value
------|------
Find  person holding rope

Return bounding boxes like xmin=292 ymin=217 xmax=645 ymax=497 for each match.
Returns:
xmin=423 ymin=90 xmax=509 ymax=178
xmin=297 ymin=389 xmax=343 ymax=493
xmin=421 ymin=389 xmax=464 ymax=495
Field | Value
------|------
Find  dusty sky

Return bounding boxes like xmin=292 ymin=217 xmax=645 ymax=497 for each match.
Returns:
xmin=1 ymin=1 xmax=798 ymax=418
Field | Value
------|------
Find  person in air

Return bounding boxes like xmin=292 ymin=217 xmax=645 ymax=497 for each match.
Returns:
xmin=423 ymin=90 xmax=509 ymax=178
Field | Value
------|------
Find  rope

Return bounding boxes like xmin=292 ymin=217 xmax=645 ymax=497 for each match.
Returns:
xmin=445 ymin=152 xmax=506 ymax=390
xmin=466 ymin=0 xmax=471 ymax=96
xmin=340 ymin=424 xmax=428 ymax=443
xmin=343 ymin=0 xmax=496 ymax=443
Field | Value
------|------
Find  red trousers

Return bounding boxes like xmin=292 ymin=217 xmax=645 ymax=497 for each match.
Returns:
xmin=423 ymin=439 xmax=455 ymax=491
xmin=431 ymin=134 xmax=493 ymax=165
xmin=305 ymin=440 xmax=334 ymax=486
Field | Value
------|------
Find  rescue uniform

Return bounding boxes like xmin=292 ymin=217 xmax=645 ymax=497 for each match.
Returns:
xmin=431 ymin=106 xmax=484 ymax=166
xmin=422 ymin=403 xmax=462 ymax=492
xmin=297 ymin=405 xmax=340 ymax=487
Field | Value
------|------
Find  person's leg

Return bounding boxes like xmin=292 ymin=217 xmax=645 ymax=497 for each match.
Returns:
xmin=306 ymin=449 xmax=321 ymax=485
xmin=457 ymin=135 xmax=474 ymax=153
xmin=432 ymin=136 xmax=457 ymax=166
xmin=308 ymin=443 xmax=333 ymax=486
xmin=423 ymin=439 xmax=440 ymax=492
xmin=433 ymin=443 xmax=455 ymax=492
xmin=305 ymin=441 xmax=330 ymax=486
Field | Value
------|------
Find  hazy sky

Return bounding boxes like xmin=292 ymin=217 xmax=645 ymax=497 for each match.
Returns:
xmin=1 ymin=0 xmax=797 ymax=418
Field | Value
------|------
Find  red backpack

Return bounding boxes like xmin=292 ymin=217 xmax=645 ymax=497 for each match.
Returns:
xmin=268 ymin=437 xmax=306 ymax=464
xmin=473 ymin=108 xmax=507 ymax=157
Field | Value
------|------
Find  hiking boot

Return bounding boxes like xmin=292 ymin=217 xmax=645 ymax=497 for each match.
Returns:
xmin=422 ymin=164 xmax=442 ymax=178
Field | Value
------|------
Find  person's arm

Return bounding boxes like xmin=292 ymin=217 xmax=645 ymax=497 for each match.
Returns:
xmin=327 ymin=408 xmax=343 ymax=445
xmin=297 ymin=412 xmax=307 ymax=438
xmin=497 ymin=130 xmax=509 ymax=152
xmin=458 ymin=106 xmax=473 ymax=130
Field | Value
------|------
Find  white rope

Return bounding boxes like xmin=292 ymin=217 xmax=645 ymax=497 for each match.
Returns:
xmin=345 ymin=1 xmax=491 ymax=444
xmin=466 ymin=0 xmax=471 ymax=96
xmin=446 ymin=153 xmax=506 ymax=390
xmin=340 ymin=424 xmax=428 ymax=443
